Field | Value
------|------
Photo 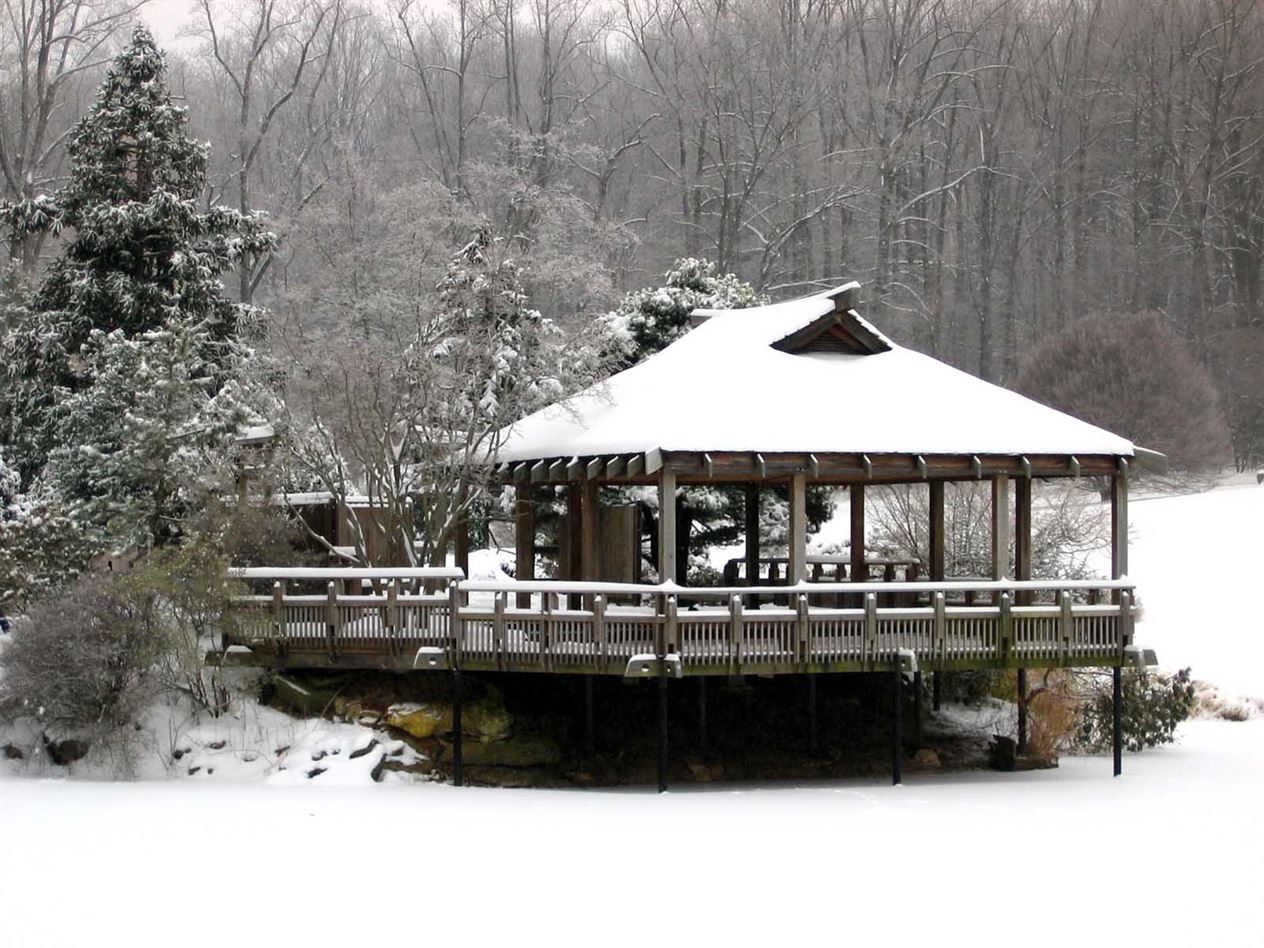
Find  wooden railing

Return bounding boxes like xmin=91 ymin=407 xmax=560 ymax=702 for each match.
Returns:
xmin=225 ymin=568 xmax=1135 ymax=675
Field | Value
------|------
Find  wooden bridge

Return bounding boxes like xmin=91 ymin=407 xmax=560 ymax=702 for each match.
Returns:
xmin=220 ymin=568 xmax=1135 ymax=677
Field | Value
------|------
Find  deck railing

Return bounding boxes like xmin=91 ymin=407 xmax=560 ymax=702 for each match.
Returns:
xmin=225 ymin=568 xmax=1135 ymax=675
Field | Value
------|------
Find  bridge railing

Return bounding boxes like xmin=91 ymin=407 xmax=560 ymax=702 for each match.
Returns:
xmin=226 ymin=569 xmax=1134 ymax=674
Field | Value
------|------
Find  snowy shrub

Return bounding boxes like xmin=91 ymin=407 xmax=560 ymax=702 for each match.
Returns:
xmin=0 ymin=574 xmax=163 ymax=760
xmin=869 ymin=480 xmax=1108 ymax=581
xmin=1015 ymin=311 xmax=1230 ymax=478
xmin=1075 ymin=667 xmax=1195 ymax=753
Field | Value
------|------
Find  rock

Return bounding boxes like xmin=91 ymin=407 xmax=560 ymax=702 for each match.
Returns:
xmin=463 ymin=766 xmax=567 ymax=788
xmin=208 ymin=740 xmax=226 ymax=750
xmin=384 ymin=702 xmax=452 ymax=740
xmin=306 ymin=766 xmax=327 ymax=779
xmin=356 ymin=712 xmax=382 ymax=727
xmin=448 ymin=733 xmax=562 ymax=768
xmin=349 ymin=738 xmax=379 ymax=760
xmin=989 ymin=735 xmax=1016 ymax=771
xmin=911 ymin=748 xmax=942 ymax=770
xmin=3 ymin=743 xmax=24 ymax=760
xmin=379 ymin=758 xmax=435 ymax=778
xmin=465 ymin=686 xmax=513 ymax=742
xmin=44 ymin=736 xmax=90 ymax=766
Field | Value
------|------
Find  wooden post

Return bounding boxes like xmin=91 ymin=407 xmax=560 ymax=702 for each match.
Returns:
xmin=850 ymin=484 xmax=866 ymax=605
xmin=929 ymin=483 xmax=945 ymax=711
xmin=806 ymin=674 xmax=818 ymax=756
xmin=912 ymin=670 xmax=923 ymax=747
xmin=788 ymin=473 xmax=807 ymax=585
xmin=698 ymin=676 xmax=708 ymax=760
xmin=928 ymin=481 xmax=945 ymax=582
xmin=455 ymin=513 xmax=470 ymax=579
xmin=326 ymin=581 xmax=339 ymax=660
xmin=892 ymin=659 xmax=903 ymax=786
xmin=1014 ymin=476 xmax=1031 ymax=751
xmin=581 ymin=478 xmax=599 ymax=609
xmin=514 ymin=489 xmax=535 ymax=609
xmin=1113 ymin=665 xmax=1123 ymax=777
xmin=1111 ymin=472 xmax=1128 ymax=778
xmin=584 ymin=675 xmax=595 ymax=756
xmin=1111 ymin=473 xmax=1129 ymax=581
xmin=581 ymin=478 xmax=599 ymax=582
xmin=658 ymin=469 xmax=677 ymax=585
xmin=452 ymin=667 xmax=463 ymax=787
xmin=566 ymin=483 xmax=583 ymax=581
xmin=744 ymin=485 xmax=760 ymax=607
xmin=991 ymin=474 xmax=1011 ymax=580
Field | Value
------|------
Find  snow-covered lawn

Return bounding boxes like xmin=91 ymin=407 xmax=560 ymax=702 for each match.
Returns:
xmin=1128 ymin=479 xmax=1264 ymax=701
xmin=2 ymin=719 xmax=1261 ymax=948
xmin=2 ymin=479 xmax=1262 ymax=947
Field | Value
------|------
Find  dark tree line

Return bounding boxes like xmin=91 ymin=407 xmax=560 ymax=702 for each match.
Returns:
xmin=4 ymin=0 xmax=1263 ymax=466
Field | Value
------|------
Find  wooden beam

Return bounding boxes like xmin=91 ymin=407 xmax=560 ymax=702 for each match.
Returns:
xmin=991 ymin=474 xmax=1011 ymax=580
xmin=850 ymin=484 xmax=865 ymax=582
xmin=606 ymin=456 xmax=626 ymax=477
xmin=755 ymin=453 xmax=767 ymax=478
xmin=928 ymin=481 xmax=945 ymax=582
xmin=703 ymin=453 xmax=714 ymax=478
xmin=808 ymin=454 xmax=820 ymax=478
xmin=915 ymin=455 xmax=928 ymax=478
xmin=861 ymin=454 xmax=873 ymax=478
xmin=971 ymin=455 xmax=984 ymax=479
xmin=788 ymin=473 xmax=807 ymax=584
xmin=1068 ymin=455 xmax=1081 ymax=478
xmin=530 ymin=460 xmax=547 ymax=483
xmin=549 ymin=458 xmax=566 ymax=481
xmin=586 ymin=457 xmax=604 ymax=480
xmin=566 ymin=456 xmax=583 ymax=479
xmin=626 ymin=454 xmax=645 ymax=477
xmin=512 ymin=462 xmax=528 ymax=483
xmin=658 ymin=469 xmax=677 ymax=584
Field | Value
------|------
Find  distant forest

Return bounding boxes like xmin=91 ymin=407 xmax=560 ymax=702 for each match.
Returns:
xmin=4 ymin=1 xmax=1262 ymax=404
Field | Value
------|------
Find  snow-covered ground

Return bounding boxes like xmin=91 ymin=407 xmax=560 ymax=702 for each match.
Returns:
xmin=1127 ymin=479 xmax=1264 ymax=701
xmin=2 ymin=478 xmax=1262 ymax=947
xmin=2 ymin=720 xmax=1261 ymax=948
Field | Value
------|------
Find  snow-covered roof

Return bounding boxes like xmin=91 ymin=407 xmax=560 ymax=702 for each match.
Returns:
xmin=498 ymin=284 xmax=1134 ymax=461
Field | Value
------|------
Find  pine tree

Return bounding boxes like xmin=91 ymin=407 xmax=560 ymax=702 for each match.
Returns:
xmin=0 ymin=26 xmax=275 ymax=487
xmin=602 ymin=257 xmax=766 ymax=367
xmin=601 ymin=259 xmax=832 ymax=582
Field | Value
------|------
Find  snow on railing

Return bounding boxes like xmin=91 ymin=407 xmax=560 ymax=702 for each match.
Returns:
xmin=224 ymin=566 xmax=1135 ymax=675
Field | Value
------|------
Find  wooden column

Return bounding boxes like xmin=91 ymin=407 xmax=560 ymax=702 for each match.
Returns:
xmin=743 ymin=486 xmax=760 ymax=581
xmin=565 ymin=484 xmax=583 ymax=581
xmin=658 ymin=468 xmax=677 ymax=584
xmin=1015 ymin=476 xmax=1032 ymax=752
xmin=1111 ymin=471 xmax=1128 ymax=778
xmin=991 ymin=474 xmax=1011 ymax=580
xmin=744 ymin=485 xmax=760 ymax=606
xmin=850 ymin=484 xmax=865 ymax=583
xmin=788 ymin=473 xmax=807 ymax=585
xmin=454 ymin=513 xmax=470 ymax=605
xmin=929 ymin=480 xmax=945 ymax=711
xmin=928 ymin=481 xmax=945 ymax=581
xmin=581 ymin=478 xmax=599 ymax=582
xmin=1110 ymin=474 xmax=1129 ymax=580
xmin=514 ymin=489 xmax=535 ymax=609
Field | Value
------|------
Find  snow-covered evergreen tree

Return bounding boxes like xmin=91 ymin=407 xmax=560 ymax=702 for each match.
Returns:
xmin=602 ymin=258 xmax=766 ymax=367
xmin=0 ymin=446 xmax=90 ymax=609
xmin=601 ymin=260 xmax=833 ymax=582
xmin=0 ymin=26 xmax=275 ymax=487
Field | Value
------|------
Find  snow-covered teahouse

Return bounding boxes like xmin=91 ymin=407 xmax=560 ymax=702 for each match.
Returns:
xmin=227 ymin=285 xmax=1160 ymax=787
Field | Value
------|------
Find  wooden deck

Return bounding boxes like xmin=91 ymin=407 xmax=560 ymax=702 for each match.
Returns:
xmin=218 ymin=568 xmax=1135 ymax=676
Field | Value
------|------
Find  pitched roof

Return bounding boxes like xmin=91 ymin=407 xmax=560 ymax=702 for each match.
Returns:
xmin=498 ymin=284 xmax=1134 ymax=462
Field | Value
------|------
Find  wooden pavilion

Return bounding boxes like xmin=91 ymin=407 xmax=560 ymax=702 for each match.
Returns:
xmin=223 ymin=284 xmax=1159 ymax=787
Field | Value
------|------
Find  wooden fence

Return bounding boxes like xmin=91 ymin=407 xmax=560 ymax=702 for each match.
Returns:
xmin=224 ymin=568 xmax=1135 ymax=675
